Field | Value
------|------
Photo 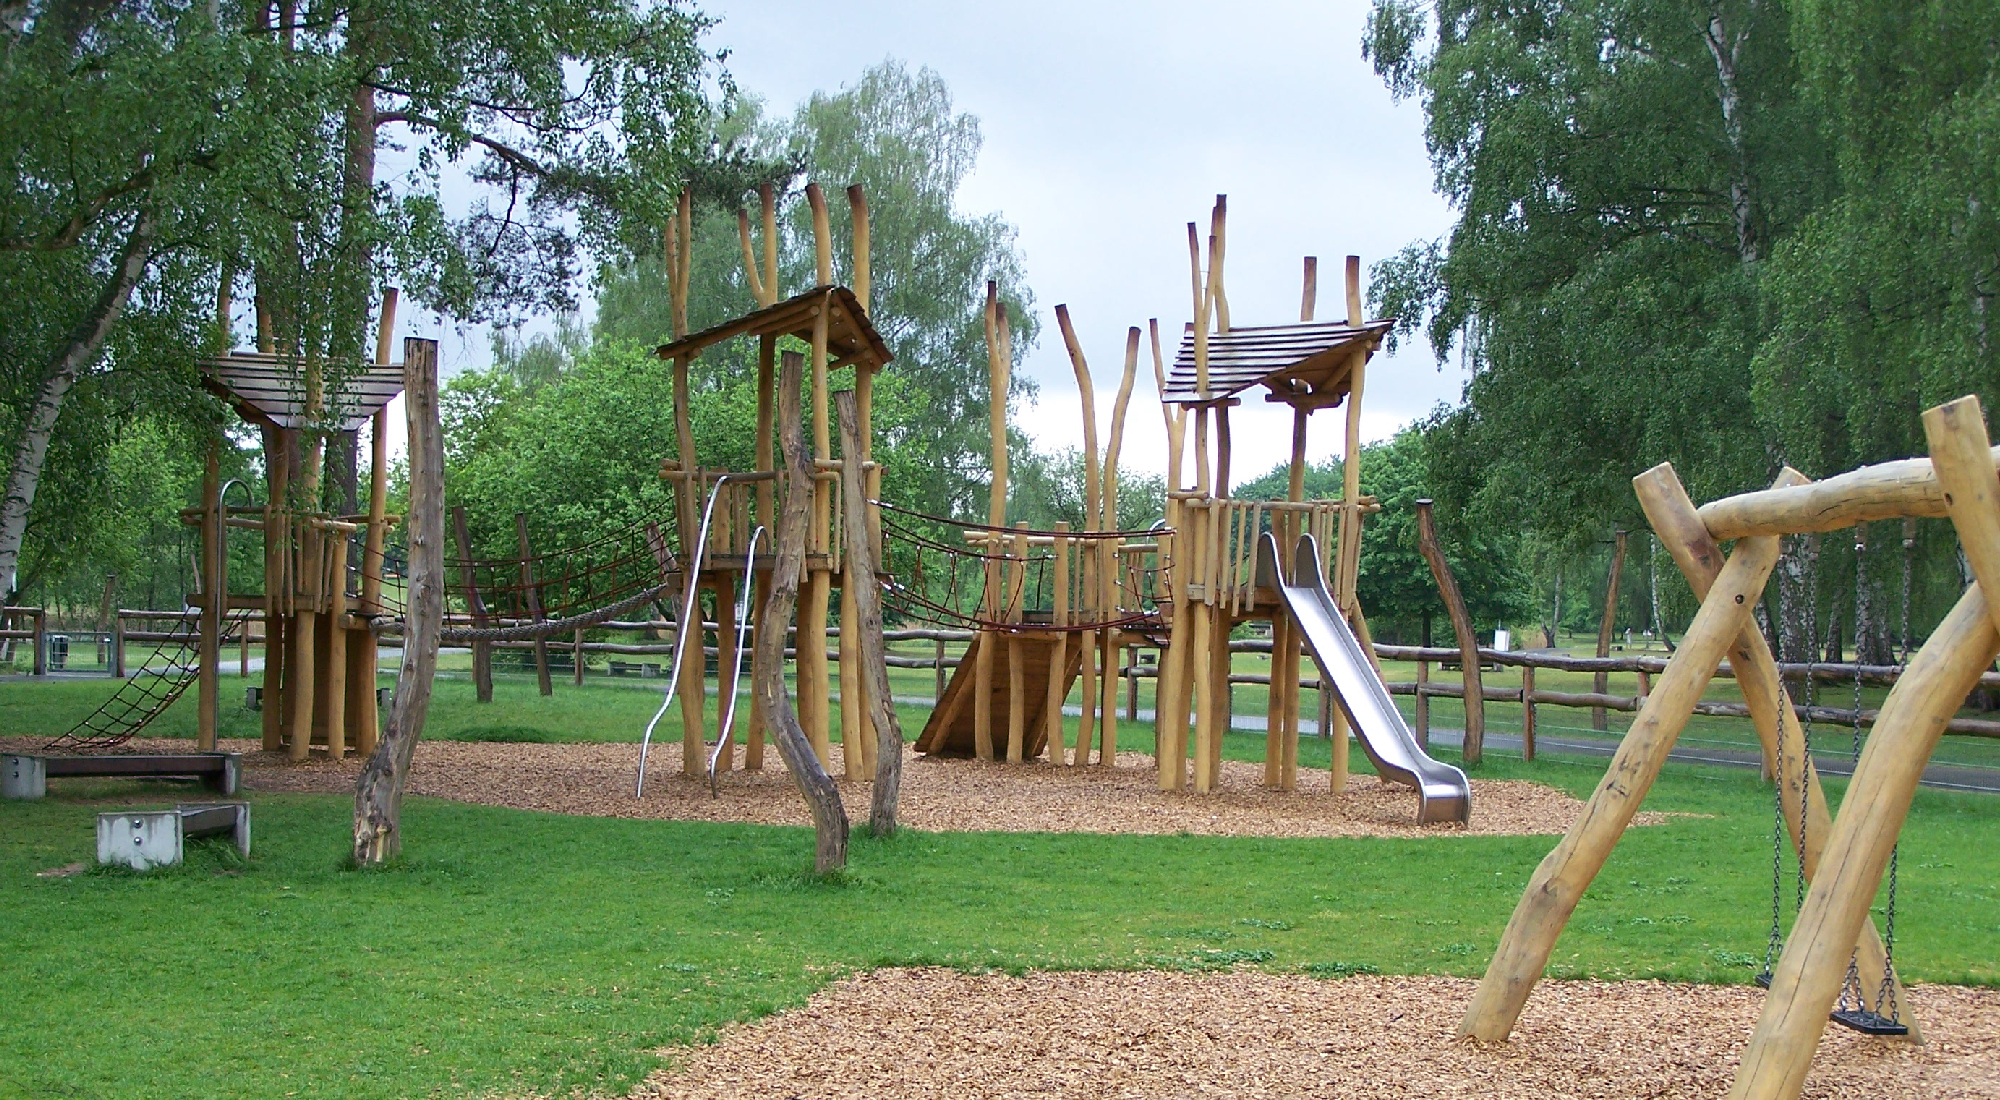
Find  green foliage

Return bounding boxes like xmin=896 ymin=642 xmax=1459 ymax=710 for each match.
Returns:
xmin=1233 ymin=431 xmax=1534 ymax=641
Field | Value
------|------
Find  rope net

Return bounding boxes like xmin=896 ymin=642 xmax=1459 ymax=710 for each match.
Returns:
xmin=369 ymin=504 xmax=685 ymax=644
xmin=44 ymin=610 xmax=253 ymax=751
xmin=874 ymin=501 xmax=1167 ymax=633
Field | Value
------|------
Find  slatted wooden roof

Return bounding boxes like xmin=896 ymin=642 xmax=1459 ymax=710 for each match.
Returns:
xmin=1164 ymin=318 xmax=1394 ymax=408
xmin=199 ymin=353 xmax=405 ymax=431
xmin=655 ymin=284 xmax=892 ymax=371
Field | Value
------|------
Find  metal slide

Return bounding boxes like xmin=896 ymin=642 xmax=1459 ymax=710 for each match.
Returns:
xmin=1260 ymin=532 xmax=1471 ymax=825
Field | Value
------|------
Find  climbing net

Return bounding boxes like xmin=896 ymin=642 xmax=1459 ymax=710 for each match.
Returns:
xmin=45 ymin=609 xmax=254 ymax=751
xmin=874 ymin=501 xmax=1167 ymax=633
xmin=371 ymin=505 xmax=686 ymax=644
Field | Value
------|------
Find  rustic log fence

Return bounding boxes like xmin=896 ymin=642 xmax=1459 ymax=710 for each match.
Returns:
xmin=40 ymin=612 xmax=2000 ymax=746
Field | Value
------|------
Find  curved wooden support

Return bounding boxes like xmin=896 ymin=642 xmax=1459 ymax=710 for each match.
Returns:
xmin=1461 ymin=531 xmax=1779 ymax=1041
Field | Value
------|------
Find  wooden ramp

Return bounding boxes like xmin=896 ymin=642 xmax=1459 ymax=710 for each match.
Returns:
xmin=915 ymin=632 xmax=1084 ymax=759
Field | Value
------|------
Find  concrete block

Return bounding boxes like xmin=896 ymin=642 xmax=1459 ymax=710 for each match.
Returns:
xmin=215 ymin=753 xmax=241 ymax=796
xmin=3 ymin=755 xmax=46 ymax=799
xmin=97 ymin=810 xmax=183 ymax=870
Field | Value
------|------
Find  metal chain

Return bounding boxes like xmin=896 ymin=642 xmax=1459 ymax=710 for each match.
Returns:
xmin=1901 ymin=521 xmax=1915 ymax=664
xmin=1877 ymin=844 xmax=1902 ymax=1021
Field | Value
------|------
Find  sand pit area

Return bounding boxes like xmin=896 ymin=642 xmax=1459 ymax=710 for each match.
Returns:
xmin=6 ymin=735 xmax=1661 ymax=839
xmin=636 ymin=968 xmax=2000 ymax=1099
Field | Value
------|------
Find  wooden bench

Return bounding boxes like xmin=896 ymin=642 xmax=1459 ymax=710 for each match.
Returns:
xmin=4 ymin=752 xmax=241 ymax=799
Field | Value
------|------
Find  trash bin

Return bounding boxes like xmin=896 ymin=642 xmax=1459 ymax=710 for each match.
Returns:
xmin=46 ymin=634 xmax=68 ymax=671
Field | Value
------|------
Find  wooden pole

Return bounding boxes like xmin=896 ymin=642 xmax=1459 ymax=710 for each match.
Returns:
xmin=837 ymin=391 xmax=902 ymax=833
xmin=800 ymin=299 xmax=835 ymax=764
xmin=1056 ymin=305 xmax=1100 ymax=763
xmin=353 ymin=337 xmax=444 ymax=865
xmin=750 ymin=332 xmax=777 ymax=769
xmin=260 ymin=428 xmax=289 ymax=751
xmin=760 ymin=183 xmax=780 ymax=306
xmin=197 ymin=440 xmax=222 ymax=751
xmin=1416 ymin=500 xmax=1483 ymax=762
xmin=450 ymin=506 xmax=494 ymax=703
xmin=1461 ymin=532 xmax=1779 ymax=1041
xmin=350 ymin=287 xmax=397 ymax=756
xmin=323 ymin=532 xmax=349 ymax=759
xmin=516 ymin=513 xmax=551 ymax=696
xmin=1594 ymin=530 xmax=1628 ymax=731
xmin=760 ymin=350 xmax=850 ymax=875
xmin=1097 ymin=328 xmax=1139 ymax=765
xmin=1151 ymin=320 xmax=1191 ymax=790
xmin=1519 ymin=665 xmax=1535 ymax=760
xmin=1048 ymin=522 xmax=1071 ymax=763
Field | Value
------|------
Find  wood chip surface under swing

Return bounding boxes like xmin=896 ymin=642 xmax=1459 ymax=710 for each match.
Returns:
xmin=629 ymin=969 xmax=2000 ymax=1100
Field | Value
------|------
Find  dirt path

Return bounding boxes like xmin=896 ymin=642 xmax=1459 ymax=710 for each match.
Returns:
xmin=634 ymin=969 xmax=2000 ymax=1099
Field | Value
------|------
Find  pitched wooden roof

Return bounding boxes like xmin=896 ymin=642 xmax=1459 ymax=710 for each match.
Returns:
xmin=199 ymin=353 xmax=405 ymax=430
xmin=1164 ymin=318 xmax=1393 ymax=407
xmin=655 ymin=284 xmax=892 ymax=371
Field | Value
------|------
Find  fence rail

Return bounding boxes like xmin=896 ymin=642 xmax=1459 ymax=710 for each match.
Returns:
xmin=22 ymin=611 xmax=2000 ymax=743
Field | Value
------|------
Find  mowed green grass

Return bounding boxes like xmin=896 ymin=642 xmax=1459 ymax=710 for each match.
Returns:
xmin=1 ymin=676 xmax=1997 ymax=1099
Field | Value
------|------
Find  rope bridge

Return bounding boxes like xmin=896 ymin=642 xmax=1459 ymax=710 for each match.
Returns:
xmin=371 ymin=504 xmax=687 ymax=644
xmin=874 ymin=501 xmax=1166 ymax=633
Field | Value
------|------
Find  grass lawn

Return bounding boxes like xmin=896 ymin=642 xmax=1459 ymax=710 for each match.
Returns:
xmin=2 ymin=672 xmax=1997 ymax=1098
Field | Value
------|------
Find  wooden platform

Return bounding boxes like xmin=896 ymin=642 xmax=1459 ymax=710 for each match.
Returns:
xmin=915 ymin=631 xmax=1084 ymax=759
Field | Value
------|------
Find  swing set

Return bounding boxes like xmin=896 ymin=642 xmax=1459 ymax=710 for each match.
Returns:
xmin=1462 ymin=394 xmax=2000 ymax=1100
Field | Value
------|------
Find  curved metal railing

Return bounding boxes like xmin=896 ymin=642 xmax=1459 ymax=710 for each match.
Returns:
xmin=635 ymin=474 xmax=747 ymax=798
xmin=709 ymin=524 xmax=763 ymax=796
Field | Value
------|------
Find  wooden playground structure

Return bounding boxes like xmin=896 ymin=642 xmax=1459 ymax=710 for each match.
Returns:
xmin=1462 ymin=394 xmax=2000 ymax=1099
xmin=913 ymin=196 xmax=1406 ymax=802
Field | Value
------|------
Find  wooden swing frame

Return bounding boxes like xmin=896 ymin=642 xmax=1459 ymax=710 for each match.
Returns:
xmin=1462 ymin=394 xmax=2000 ymax=1100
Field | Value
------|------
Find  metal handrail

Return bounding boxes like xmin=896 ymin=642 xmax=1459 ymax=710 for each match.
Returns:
xmin=635 ymin=474 xmax=744 ymax=797
xmin=709 ymin=524 xmax=763 ymax=796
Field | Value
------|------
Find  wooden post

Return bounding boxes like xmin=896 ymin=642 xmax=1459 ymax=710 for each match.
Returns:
xmin=799 ymin=298 xmax=834 ymax=765
xmin=1594 ymin=530 xmax=1628 ymax=731
xmin=749 ymin=332 xmax=777 ymax=768
xmin=759 ymin=349 xmax=849 ymax=875
xmin=1414 ymin=653 xmax=1430 ymax=747
xmin=286 ymin=602 xmax=318 ymax=762
xmin=840 ymin=555 xmax=870 ymax=779
xmin=934 ymin=636 xmax=947 ymax=702
xmin=1056 ymin=305 xmax=1100 ymax=764
xmin=836 ymin=390 xmax=903 ymax=835
xmin=260 ymin=428 xmax=289 ymax=751
xmin=1416 ymin=500 xmax=1483 ymax=762
xmin=1097 ymin=328 xmax=1138 ymax=765
xmin=1048 ymin=522 xmax=1071 ymax=764
xmin=573 ymin=627 xmax=584 ymax=684
xmin=198 ymin=440 xmax=222 ymax=750
xmin=516 ymin=514 xmax=551 ymax=696
xmin=450 ymin=506 xmax=494 ymax=703
xmin=353 ymin=337 xmax=444 ymax=865
xmin=323 ymin=532 xmax=349 ymax=759
xmin=1637 ymin=463 xmax=1910 ymax=1030
xmin=95 ymin=573 xmax=116 ymax=667
xmin=349 ymin=288 xmax=396 ymax=758
xmin=1520 ymin=665 xmax=1536 ymax=760
xmin=1151 ymin=320 xmax=1191 ymax=790
xmin=1461 ymin=533 xmax=1779 ymax=1041
xmin=1006 ymin=523 xmax=1029 ymax=763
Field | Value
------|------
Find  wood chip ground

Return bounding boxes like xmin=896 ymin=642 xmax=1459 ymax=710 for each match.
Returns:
xmin=5 ymin=736 xmax=1661 ymax=839
xmin=634 ymin=969 xmax=2000 ymax=1100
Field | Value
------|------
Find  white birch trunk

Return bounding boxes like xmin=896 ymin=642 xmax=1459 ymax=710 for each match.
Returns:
xmin=0 ymin=210 xmax=155 ymax=600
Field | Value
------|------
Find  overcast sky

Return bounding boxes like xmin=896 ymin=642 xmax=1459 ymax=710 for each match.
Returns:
xmin=388 ymin=0 xmax=1465 ymax=480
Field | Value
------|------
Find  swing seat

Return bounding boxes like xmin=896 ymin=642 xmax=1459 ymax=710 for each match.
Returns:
xmin=1755 ymin=972 xmax=1908 ymax=1035
xmin=1829 ymin=1007 xmax=1909 ymax=1036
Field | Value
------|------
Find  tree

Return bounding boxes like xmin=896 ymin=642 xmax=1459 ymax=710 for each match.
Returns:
xmin=1234 ymin=431 xmax=1533 ymax=642
xmin=592 ymin=61 xmax=1039 ymax=527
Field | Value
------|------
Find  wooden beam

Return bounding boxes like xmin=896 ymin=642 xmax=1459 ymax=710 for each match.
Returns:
xmin=1417 ymin=501 xmax=1483 ymax=763
xmin=1461 ymin=530 xmax=1779 ymax=1041
xmin=450 ymin=506 xmax=494 ymax=704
